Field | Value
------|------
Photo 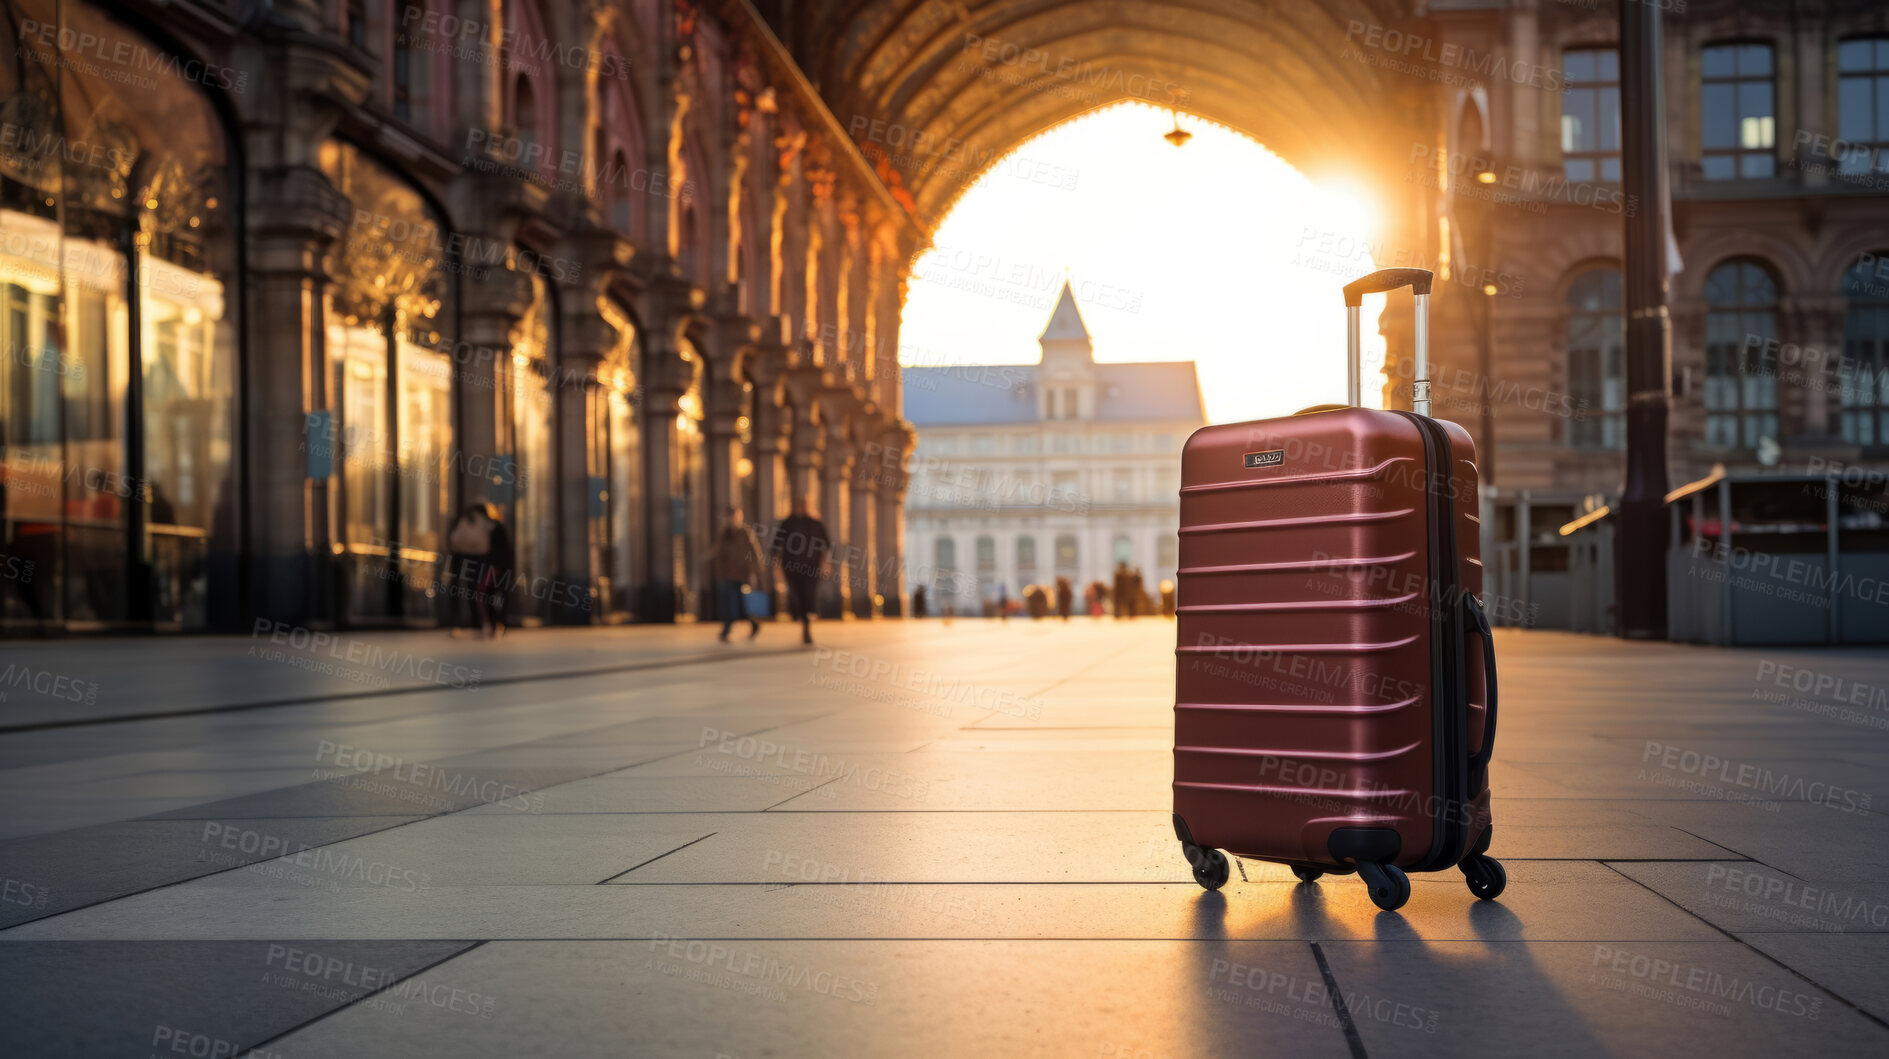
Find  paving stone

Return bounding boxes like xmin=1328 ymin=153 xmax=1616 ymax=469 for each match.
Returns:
xmin=1318 ymin=939 xmax=1883 ymax=1058
xmin=0 ymin=940 xmax=476 ymax=1059
xmin=0 ymin=817 xmax=423 ymax=928
xmin=262 ymin=939 xmax=1353 ymax=1058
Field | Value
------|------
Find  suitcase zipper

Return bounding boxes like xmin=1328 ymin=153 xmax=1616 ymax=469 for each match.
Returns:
xmin=1394 ymin=411 xmax=1467 ymax=873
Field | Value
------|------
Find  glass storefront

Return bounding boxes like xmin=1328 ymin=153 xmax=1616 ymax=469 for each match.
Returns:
xmin=508 ymin=274 xmax=554 ymax=625
xmin=319 ymin=139 xmax=453 ymax=625
xmin=1 ymin=0 xmax=236 ymax=630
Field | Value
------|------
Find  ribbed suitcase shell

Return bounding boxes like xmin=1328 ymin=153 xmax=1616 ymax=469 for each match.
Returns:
xmin=1172 ymin=406 xmax=1490 ymax=872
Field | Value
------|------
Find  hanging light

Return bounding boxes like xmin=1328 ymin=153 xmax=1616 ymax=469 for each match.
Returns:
xmin=1163 ymin=111 xmax=1192 ymax=148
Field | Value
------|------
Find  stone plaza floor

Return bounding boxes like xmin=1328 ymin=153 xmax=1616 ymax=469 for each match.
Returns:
xmin=2 ymin=619 xmax=1888 ymax=1057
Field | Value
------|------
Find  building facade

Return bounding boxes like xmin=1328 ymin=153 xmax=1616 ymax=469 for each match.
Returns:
xmin=901 ymin=283 xmax=1205 ymax=615
xmin=0 ymin=0 xmax=920 ymax=633
xmin=1413 ymin=1 xmax=1889 ymax=627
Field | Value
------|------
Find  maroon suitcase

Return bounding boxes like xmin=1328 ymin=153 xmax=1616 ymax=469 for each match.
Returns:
xmin=1170 ymin=268 xmax=1501 ymax=911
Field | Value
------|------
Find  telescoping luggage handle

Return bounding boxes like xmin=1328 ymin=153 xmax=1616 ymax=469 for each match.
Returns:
xmin=1342 ymin=268 xmax=1434 ymax=416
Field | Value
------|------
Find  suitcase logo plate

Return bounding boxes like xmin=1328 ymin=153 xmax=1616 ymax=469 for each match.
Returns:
xmin=1242 ymin=449 xmax=1285 ymax=469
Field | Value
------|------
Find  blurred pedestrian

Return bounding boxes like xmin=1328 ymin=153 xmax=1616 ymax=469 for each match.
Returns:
xmin=456 ymin=502 xmax=512 ymax=639
xmin=998 ymin=582 xmax=1009 ymax=621
xmin=1113 ymin=561 xmax=1132 ymax=620
xmin=773 ymin=496 xmax=830 ymax=646
xmin=447 ymin=502 xmax=493 ymax=637
xmin=483 ymin=504 xmax=514 ymax=638
xmin=913 ymin=584 xmax=928 ymax=618
xmin=714 ymin=505 xmax=762 ymax=643
xmin=1055 ymin=577 xmax=1072 ymax=621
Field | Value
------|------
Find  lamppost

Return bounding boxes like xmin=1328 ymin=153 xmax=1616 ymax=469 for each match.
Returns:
xmin=1617 ymin=0 xmax=1673 ymax=639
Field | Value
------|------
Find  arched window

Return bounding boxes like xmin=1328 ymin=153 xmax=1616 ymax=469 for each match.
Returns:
xmin=1016 ymin=536 xmax=1037 ymax=584
xmin=1564 ymin=268 xmax=1625 ymax=448
xmin=1703 ymin=260 xmax=1780 ymax=449
xmin=1841 ymin=254 xmax=1889 ymax=444
xmin=0 ymin=0 xmax=240 ymax=629
xmin=1113 ymin=534 xmax=1134 ymax=565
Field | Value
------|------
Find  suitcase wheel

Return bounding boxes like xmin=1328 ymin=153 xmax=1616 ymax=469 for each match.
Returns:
xmin=1460 ymin=855 xmax=1506 ymax=900
xmin=1291 ymin=866 xmax=1324 ymax=884
xmin=1357 ymin=862 xmax=1411 ymax=912
xmin=1184 ymin=845 xmax=1230 ymax=890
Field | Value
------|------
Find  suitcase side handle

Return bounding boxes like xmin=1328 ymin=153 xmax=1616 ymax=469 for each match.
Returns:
xmin=1343 ymin=268 xmax=1433 ymax=414
xmin=1465 ymin=593 xmax=1498 ymax=778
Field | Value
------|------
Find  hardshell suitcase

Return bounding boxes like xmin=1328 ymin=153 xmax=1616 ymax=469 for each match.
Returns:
xmin=1170 ymin=268 xmax=1501 ymax=912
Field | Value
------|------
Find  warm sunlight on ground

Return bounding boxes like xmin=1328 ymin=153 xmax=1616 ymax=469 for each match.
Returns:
xmin=898 ymin=101 xmax=1389 ymax=424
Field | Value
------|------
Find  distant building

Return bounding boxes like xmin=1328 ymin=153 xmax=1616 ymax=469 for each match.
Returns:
xmin=901 ymin=283 xmax=1207 ymax=614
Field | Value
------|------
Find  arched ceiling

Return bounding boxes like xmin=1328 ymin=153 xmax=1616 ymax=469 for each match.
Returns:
xmin=776 ymin=0 xmax=1432 ymax=228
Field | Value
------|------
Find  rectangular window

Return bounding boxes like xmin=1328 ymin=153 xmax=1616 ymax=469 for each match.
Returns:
xmin=1562 ymin=49 xmax=1621 ymax=183
xmin=1838 ymin=38 xmax=1889 ymax=176
xmin=1701 ymin=44 xmax=1775 ymax=180
xmin=1052 ymin=471 xmax=1078 ymax=498
xmin=1113 ymin=469 xmax=1131 ymax=501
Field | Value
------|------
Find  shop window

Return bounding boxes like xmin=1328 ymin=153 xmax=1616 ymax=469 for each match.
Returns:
xmin=0 ymin=0 xmax=238 ymax=629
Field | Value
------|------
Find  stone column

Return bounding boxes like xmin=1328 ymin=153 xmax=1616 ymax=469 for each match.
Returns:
xmin=1790 ymin=295 xmax=1847 ymax=443
xmin=847 ymin=411 xmax=876 ymax=618
xmin=457 ymin=265 xmax=532 ymax=510
xmin=874 ymin=422 xmax=915 ymax=616
xmin=701 ymin=310 xmax=762 ymax=519
xmin=635 ymin=274 xmax=703 ymax=622
xmin=746 ymin=338 xmax=791 ymax=611
xmin=817 ymin=389 xmax=855 ymax=618
xmin=783 ymin=357 xmax=828 ymax=511
xmin=247 ymin=164 xmax=351 ymax=626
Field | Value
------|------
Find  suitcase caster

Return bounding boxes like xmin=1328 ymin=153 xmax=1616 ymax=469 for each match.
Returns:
xmin=1184 ymin=844 xmax=1230 ymax=890
xmin=1356 ymin=862 xmax=1411 ymax=911
xmin=1291 ymin=866 xmax=1324 ymax=884
xmin=1460 ymin=855 xmax=1506 ymax=900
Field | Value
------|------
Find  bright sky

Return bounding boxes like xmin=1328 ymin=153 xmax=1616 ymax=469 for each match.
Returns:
xmin=899 ymin=101 xmax=1388 ymax=424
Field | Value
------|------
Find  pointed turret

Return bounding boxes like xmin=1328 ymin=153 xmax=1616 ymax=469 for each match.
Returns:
xmin=1039 ymin=280 xmax=1091 ymax=344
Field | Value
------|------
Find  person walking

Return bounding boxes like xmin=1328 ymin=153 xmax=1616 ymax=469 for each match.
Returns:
xmin=1054 ymin=577 xmax=1072 ymax=621
xmin=479 ymin=503 xmax=514 ymax=638
xmin=447 ymin=502 xmax=494 ymax=637
xmin=912 ymin=584 xmax=928 ymax=619
xmin=1113 ymin=561 xmax=1132 ymax=620
xmin=714 ymin=506 xmax=763 ymax=643
xmin=772 ymin=497 xmax=830 ymax=646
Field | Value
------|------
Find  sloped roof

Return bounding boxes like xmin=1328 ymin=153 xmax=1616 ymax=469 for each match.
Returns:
xmin=901 ymin=361 xmax=1204 ymax=426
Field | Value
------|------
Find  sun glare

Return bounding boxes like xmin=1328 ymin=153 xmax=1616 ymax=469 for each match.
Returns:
xmin=900 ymin=102 xmax=1389 ymax=423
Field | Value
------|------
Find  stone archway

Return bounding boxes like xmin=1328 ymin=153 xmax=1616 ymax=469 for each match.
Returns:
xmin=776 ymin=0 xmax=1432 ymax=233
